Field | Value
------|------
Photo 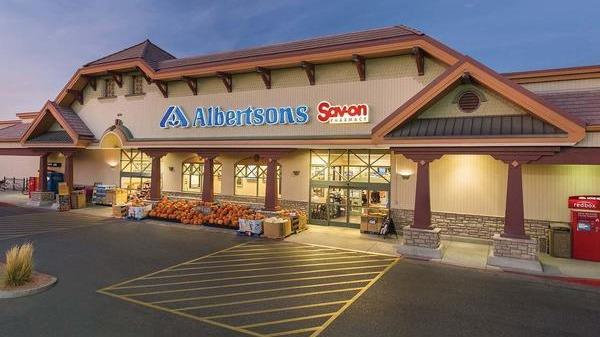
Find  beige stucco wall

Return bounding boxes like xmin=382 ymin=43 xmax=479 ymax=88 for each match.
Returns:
xmin=0 ymin=156 xmax=38 ymax=178
xmin=522 ymin=78 xmax=600 ymax=93
xmin=394 ymin=154 xmax=600 ymax=223
xmin=72 ymin=55 xmax=446 ymax=141
xmin=419 ymin=83 xmax=527 ymax=119
xmin=73 ymin=149 xmax=120 ymax=186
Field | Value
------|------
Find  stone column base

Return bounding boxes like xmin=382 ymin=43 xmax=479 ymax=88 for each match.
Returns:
xmin=27 ymin=192 xmax=55 ymax=207
xmin=397 ymin=226 xmax=444 ymax=260
xmin=487 ymin=234 xmax=542 ymax=272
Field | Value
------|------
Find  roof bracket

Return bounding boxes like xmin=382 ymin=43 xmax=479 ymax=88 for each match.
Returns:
xmin=153 ymin=80 xmax=168 ymax=98
xmin=352 ymin=54 xmax=366 ymax=81
xmin=412 ymin=47 xmax=425 ymax=76
xmin=137 ymin=67 xmax=152 ymax=85
xmin=300 ymin=61 xmax=315 ymax=85
xmin=461 ymin=72 xmax=472 ymax=84
xmin=84 ymin=76 xmax=97 ymax=91
xmin=182 ymin=76 xmax=198 ymax=95
xmin=67 ymin=89 xmax=83 ymax=105
xmin=108 ymin=71 xmax=123 ymax=88
xmin=256 ymin=67 xmax=271 ymax=89
xmin=216 ymin=72 xmax=233 ymax=93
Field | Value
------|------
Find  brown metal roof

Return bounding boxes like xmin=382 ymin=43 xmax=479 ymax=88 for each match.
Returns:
xmin=387 ymin=115 xmax=565 ymax=138
xmin=538 ymin=90 xmax=600 ymax=126
xmin=0 ymin=123 xmax=30 ymax=141
xmin=51 ymin=103 xmax=94 ymax=139
xmin=157 ymin=26 xmax=422 ymax=70
xmin=85 ymin=40 xmax=176 ymax=69
xmin=26 ymin=131 xmax=72 ymax=143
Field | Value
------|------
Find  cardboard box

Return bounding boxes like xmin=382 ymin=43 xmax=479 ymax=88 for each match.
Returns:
xmin=107 ymin=189 xmax=128 ymax=205
xmin=263 ymin=218 xmax=292 ymax=239
xmin=58 ymin=182 xmax=70 ymax=196
xmin=70 ymin=191 xmax=86 ymax=209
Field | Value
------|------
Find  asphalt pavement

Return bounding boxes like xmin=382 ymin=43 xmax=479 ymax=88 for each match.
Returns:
xmin=0 ymin=206 xmax=598 ymax=337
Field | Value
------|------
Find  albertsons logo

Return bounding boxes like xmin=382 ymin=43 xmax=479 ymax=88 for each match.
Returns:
xmin=159 ymin=106 xmax=190 ymax=128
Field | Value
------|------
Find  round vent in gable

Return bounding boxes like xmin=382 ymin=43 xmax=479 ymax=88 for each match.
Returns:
xmin=457 ymin=91 xmax=481 ymax=113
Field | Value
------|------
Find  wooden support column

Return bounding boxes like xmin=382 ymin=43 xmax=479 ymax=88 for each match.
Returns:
xmin=62 ymin=151 xmax=75 ymax=193
xmin=413 ymin=159 xmax=433 ymax=229
xmin=198 ymin=152 xmax=218 ymax=203
xmin=264 ymin=157 xmax=279 ymax=211
xmin=38 ymin=153 xmax=49 ymax=192
xmin=143 ymin=151 xmax=166 ymax=200
xmin=502 ymin=160 xmax=528 ymax=239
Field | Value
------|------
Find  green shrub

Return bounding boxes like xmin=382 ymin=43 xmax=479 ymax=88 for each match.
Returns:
xmin=3 ymin=243 xmax=34 ymax=287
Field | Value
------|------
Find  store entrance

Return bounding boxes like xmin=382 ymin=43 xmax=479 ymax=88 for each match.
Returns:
xmin=309 ymin=149 xmax=392 ymax=229
xmin=311 ymin=184 xmax=390 ymax=228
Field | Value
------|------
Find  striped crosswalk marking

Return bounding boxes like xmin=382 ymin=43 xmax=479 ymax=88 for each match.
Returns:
xmin=99 ymin=241 xmax=399 ymax=337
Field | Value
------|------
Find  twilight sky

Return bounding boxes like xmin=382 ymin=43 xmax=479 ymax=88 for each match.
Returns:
xmin=1 ymin=0 xmax=599 ymax=118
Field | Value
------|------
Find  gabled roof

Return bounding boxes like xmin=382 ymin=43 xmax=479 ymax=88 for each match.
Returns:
xmin=21 ymin=101 xmax=94 ymax=146
xmin=0 ymin=123 xmax=30 ymax=142
xmin=158 ymin=25 xmax=422 ymax=70
xmin=504 ymin=64 xmax=600 ymax=84
xmin=538 ymin=90 xmax=600 ymax=127
xmin=372 ymin=57 xmax=586 ymax=145
xmin=85 ymin=40 xmax=176 ymax=70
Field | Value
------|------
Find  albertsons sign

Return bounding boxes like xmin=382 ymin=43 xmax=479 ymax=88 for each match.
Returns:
xmin=159 ymin=101 xmax=369 ymax=129
xmin=159 ymin=105 xmax=310 ymax=129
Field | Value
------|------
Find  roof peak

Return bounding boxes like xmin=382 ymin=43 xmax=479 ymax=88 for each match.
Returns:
xmin=85 ymin=39 xmax=175 ymax=69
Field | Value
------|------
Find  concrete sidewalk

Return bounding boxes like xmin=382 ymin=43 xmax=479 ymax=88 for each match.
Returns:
xmin=287 ymin=223 xmax=600 ymax=281
xmin=1 ymin=191 xmax=599 ymax=282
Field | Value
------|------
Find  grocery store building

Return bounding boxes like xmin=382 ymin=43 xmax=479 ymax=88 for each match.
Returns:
xmin=2 ymin=25 xmax=600 ymax=262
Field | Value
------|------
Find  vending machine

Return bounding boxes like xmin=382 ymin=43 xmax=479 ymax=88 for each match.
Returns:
xmin=568 ymin=196 xmax=600 ymax=262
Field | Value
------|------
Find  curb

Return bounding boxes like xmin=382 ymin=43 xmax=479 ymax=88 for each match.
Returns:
xmin=0 ymin=275 xmax=58 ymax=299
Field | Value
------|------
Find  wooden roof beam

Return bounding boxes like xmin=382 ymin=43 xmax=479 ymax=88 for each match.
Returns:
xmin=412 ymin=47 xmax=425 ymax=76
xmin=108 ymin=71 xmax=123 ymax=88
xmin=352 ymin=54 xmax=366 ymax=81
xmin=256 ymin=67 xmax=271 ymax=89
xmin=216 ymin=71 xmax=232 ymax=93
xmin=137 ymin=67 xmax=153 ymax=85
xmin=67 ymin=89 xmax=83 ymax=105
xmin=300 ymin=61 xmax=315 ymax=85
xmin=182 ymin=76 xmax=198 ymax=95
xmin=153 ymin=80 xmax=168 ymax=98
xmin=83 ymin=76 xmax=96 ymax=91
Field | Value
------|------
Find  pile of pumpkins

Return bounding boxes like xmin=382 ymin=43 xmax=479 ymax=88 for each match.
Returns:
xmin=148 ymin=197 xmax=264 ymax=228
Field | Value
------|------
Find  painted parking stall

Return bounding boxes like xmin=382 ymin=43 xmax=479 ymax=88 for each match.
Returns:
xmin=99 ymin=242 xmax=398 ymax=337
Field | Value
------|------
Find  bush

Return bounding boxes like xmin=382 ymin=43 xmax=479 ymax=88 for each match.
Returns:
xmin=4 ymin=243 xmax=34 ymax=287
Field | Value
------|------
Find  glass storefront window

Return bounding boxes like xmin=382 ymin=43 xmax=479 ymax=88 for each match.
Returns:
xmin=120 ymin=149 xmax=152 ymax=193
xmin=181 ymin=158 xmax=222 ymax=193
xmin=234 ymin=158 xmax=281 ymax=197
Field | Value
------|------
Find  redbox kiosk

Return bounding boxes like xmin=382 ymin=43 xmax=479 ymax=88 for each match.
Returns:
xmin=568 ymin=196 xmax=600 ymax=262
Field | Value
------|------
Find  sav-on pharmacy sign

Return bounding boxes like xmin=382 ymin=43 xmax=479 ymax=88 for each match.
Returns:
xmin=159 ymin=101 xmax=369 ymax=129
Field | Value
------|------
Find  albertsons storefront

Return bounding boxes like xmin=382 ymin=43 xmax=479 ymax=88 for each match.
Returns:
xmin=2 ymin=26 xmax=600 ymax=262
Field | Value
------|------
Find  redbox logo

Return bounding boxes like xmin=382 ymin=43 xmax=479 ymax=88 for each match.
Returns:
xmin=317 ymin=101 xmax=369 ymax=124
xmin=574 ymin=201 xmax=596 ymax=209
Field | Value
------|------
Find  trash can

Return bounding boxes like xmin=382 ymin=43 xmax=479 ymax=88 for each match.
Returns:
xmin=548 ymin=223 xmax=571 ymax=258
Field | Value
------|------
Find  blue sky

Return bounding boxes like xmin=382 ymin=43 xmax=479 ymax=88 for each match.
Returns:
xmin=1 ymin=0 xmax=599 ymax=118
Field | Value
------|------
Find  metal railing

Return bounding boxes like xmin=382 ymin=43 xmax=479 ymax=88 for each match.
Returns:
xmin=0 ymin=177 xmax=31 ymax=192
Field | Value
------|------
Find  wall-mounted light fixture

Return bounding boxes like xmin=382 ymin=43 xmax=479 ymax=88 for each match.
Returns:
xmin=107 ymin=160 xmax=118 ymax=170
xmin=293 ymin=170 xmax=300 ymax=176
xmin=168 ymin=166 xmax=174 ymax=172
xmin=398 ymin=170 xmax=413 ymax=180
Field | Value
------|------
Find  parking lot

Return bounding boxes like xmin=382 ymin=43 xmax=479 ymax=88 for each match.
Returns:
xmin=100 ymin=242 xmax=398 ymax=337
xmin=0 ymin=205 xmax=598 ymax=337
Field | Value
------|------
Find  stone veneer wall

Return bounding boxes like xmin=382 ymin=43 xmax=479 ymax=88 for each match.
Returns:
xmin=163 ymin=191 xmax=308 ymax=211
xmin=492 ymin=234 xmax=538 ymax=260
xmin=390 ymin=208 xmax=556 ymax=252
xmin=402 ymin=226 xmax=442 ymax=249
